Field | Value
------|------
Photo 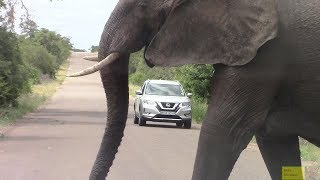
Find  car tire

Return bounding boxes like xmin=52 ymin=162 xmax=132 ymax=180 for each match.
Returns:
xmin=176 ymin=122 xmax=183 ymax=127
xmin=134 ymin=114 xmax=139 ymax=124
xmin=184 ymin=121 xmax=192 ymax=129
xmin=139 ymin=116 xmax=146 ymax=126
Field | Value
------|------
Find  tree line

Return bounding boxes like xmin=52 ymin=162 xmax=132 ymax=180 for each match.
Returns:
xmin=0 ymin=1 xmax=73 ymax=107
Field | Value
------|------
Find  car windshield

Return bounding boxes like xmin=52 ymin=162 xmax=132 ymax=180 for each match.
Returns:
xmin=145 ymin=83 xmax=184 ymax=96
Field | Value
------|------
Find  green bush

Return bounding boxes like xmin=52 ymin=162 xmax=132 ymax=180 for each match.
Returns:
xmin=175 ymin=65 xmax=214 ymax=100
xmin=129 ymin=49 xmax=176 ymax=85
xmin=33 ymin=28 xmax=72 ymax=66
xmin=90 ymin=45 xmax=99 ymax=53
xmin=129 ymin=72 xmax=145 ymax=86
xmin=192 ymin=98 xmax=208 ymax=123
xmin=25 ymin=65 xmax=41 ymax=85
xmin=19 ymin=38 xmax=57 ymax=78
xmin=0 ymin=28 xmax=30 ymax=107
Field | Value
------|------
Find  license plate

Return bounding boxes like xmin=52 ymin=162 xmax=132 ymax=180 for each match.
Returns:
xmin=161 ymin=111 xmax=175 ymax=115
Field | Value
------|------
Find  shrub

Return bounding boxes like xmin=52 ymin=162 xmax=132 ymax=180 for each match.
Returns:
xmin=191 ymin=98 xmax=208 ymax=123
xmin=19 ymin=38 xmax=57 ymax=78
xmin=129 ymin=72 xmax=145 ymax=86
xmin=90 ymin=45 xmax=99 ymax=53
xmin=175 ymin=65 xmax=214 ymax=100
xmin=33 ymin=28 xmax=72 ymax=66
xmin=0 ymin=28 xmax=30 ymax=107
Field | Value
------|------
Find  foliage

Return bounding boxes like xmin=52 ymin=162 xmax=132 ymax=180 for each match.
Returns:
xmin=0 ymin=5 xmax=72 ymax=108
xmin=72 ymin=48 xmax=86 ymax=52
xmin=0 ymin=0 xmax=56 ymax=30
xmin=33 ymin=28 xmax=72 ymax=67
xmin=19 ymin=18 xmax=38 ymax=37
xmin=0 ymin=0 xmax=30 ymax=30
xmin=0 ymin=0 xmax=5 ymax=8
xmin=0 ymin=61 xmax=69 ymax=127
xmin=90 ymin=45 xmax=99 ymax=52
xmin=175 ymin=65 xmax=214 ymax=100
xmin=19 ymin=38 xmax=57 ymax=78
xmin=129 ymin=49 xmax=176 ymax=86
xmin=191 ymin=98 xmax=208 ymax=123
xmin=0 ymin=27 xmax=30 ymax=107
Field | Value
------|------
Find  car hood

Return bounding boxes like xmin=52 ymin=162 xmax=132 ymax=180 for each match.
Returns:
xmin=143 ymin=95 xmax=190 ymax=103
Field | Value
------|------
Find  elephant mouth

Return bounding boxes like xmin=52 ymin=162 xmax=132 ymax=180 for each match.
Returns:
xmin=143 ymin=44 xmax=155 ymax=68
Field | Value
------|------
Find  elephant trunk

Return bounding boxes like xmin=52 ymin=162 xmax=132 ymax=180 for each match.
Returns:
xmin=88 ymin=2 xmax=150 ymax=179
xmin=89 ymin=55 xmax=129 ymax=180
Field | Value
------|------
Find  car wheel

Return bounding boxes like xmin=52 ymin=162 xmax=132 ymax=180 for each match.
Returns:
xmin=176 ymin=122 xmax=183 ymax=127
xmin=134 ymin=114 xmax=139 ymax=124
xmin=139 ymin=116 xmax=146 ymax=126
xmin=184 ymin=121 xmax=191 ymax=129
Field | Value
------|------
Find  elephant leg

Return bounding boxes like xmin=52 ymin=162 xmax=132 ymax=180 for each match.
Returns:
xmin=192 ymin=60 xmax=284 ymax=179
xmin=256 ymin=133 xmax=301 ymax=180
xmin=255 ymin=105 xmax=305 ymax=180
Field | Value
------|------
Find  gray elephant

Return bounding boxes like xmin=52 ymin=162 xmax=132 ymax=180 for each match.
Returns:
xmin=69 ymin=0 xmax=320 ymax=179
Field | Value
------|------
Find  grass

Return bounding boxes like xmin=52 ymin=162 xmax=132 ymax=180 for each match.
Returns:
xmin=0 ymin=61 xmax=69 ymax=127
xmin=191 ymin=98 xmax=208 ymax=124
xmin=300 ymin=139 xmax=320 ymax=163
xmin=129 ymin=83 xmax=140 ymax=98
xmin=250 ymin=137 xmax=320 ymax=178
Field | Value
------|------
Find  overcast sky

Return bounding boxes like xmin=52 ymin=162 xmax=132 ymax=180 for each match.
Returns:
xmin=20 ymin=0 xmax=118 ymax=50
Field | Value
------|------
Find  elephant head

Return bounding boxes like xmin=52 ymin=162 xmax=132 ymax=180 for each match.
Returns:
xmin=69 ymin=0 xmax=279 ymax=179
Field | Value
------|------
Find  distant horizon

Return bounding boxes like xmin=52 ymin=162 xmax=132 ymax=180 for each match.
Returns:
xmin=17 ymin=0 xmax=118 ymax=50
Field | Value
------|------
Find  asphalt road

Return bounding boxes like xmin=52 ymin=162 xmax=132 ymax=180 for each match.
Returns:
xmin=0 ymin=52 xmax=271 ymax=180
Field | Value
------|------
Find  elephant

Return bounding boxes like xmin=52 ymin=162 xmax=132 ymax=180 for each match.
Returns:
xmin=69 ymin=0 xmax=320 ymax=179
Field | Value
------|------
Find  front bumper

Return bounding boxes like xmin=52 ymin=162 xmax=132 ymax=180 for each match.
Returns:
xmin=141 ymin=104 xmax=192 ymax=123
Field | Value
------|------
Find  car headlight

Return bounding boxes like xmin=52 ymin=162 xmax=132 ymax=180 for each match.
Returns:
xmin=142 ymin=100 xmax=157 ymax=106
xmin=180 ymin=102 xmax=191 ymax=108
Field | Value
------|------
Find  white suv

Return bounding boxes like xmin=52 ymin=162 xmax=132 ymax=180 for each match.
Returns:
xmin=134 ymin=80 xmax=192 ymax=129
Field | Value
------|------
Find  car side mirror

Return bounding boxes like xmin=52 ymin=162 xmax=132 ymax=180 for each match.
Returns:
xmin=135 ymin=90 xmax=143 ymax=95
xmin=187 ymin=93 xmax=192 ymax=98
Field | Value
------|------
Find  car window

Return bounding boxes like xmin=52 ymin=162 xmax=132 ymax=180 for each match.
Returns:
xmin=145 ymin=83 xmax=184 ymax=96
xmin=141 ymin=82 xmax=146 ymax=94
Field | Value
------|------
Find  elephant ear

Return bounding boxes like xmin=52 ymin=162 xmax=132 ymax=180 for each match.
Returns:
xmin=145 ymin=0 xmax=279 ymax=66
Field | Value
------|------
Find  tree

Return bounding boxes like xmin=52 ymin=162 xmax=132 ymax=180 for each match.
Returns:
xmin=90 ymin=45 xmax=99 ymax=52
xmin=0 ymin=27 xmax=30 ymax=107
xmin=19 ymin=38 xmax=57 ymax=78
xmin=19 ymin=18 xmax=38 ymax=37
xmin=33 ymin=28 xmax=73 ymax=66
xmin=0 ymin=0 xmax=56 ymax=30
xmin=175 ymin=65 xmax=214 ymax=100
xmin=1 ymin=0 xmax=31 ymax=30
xmin=72 ymin=48 xmax=86 ymax=52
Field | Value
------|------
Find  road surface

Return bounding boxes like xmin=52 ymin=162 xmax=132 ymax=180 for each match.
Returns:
xmin=0 ymin=52 xmax=271 ymax=180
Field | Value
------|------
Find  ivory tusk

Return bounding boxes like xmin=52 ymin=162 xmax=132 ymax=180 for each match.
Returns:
xmin=67 ymin=53 xmax=120 ymax=77
xmin=83 ymin=56 xmax=99 ymax=62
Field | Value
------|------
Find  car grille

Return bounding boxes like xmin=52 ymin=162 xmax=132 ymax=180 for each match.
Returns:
xmin=154 ymin=114 xmax=182 ymax=119
xmin=160 ymin=102 xmax=175 ymax=108
xmin=156 ymin=103 xmax=180 ymax=112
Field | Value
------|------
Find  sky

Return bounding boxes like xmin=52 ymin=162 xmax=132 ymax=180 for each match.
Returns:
xmin=20 ymin=0 xmax=119 ymax=50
